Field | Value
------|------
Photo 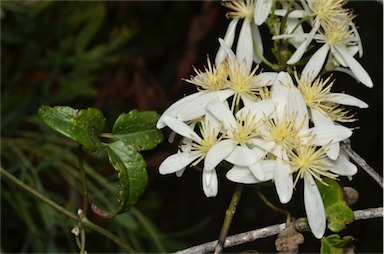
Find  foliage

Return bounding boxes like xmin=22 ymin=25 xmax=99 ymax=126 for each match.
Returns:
xmin=1 ymin=1 xmax=194 ymax=252
xmin=320 ymin=234 xmax=354 ymax=254
xmin=317 ymin=178 xmax=354 ymax=233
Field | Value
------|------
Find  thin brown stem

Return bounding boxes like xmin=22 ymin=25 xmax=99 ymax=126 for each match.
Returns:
xmin=214 ymin=185 xmax=244 ymax=254
xmin=174 ymin=207 xmax=383 ymax=254
xmin=78 ymin=145 xmax=89 ymax=214
xmin=341 ymin=143 xmax=383 ymax=188
xmin=254 ymin=185 xmax=291 ymax=226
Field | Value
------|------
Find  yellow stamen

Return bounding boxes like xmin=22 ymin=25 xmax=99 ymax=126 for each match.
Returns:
xmin=223 ymin=0 xmax=255 ymax=21
xmin=289 ymin=143 xmax=338 ymax=187
xmin=184 ymin=56 xmax=228 ymax=91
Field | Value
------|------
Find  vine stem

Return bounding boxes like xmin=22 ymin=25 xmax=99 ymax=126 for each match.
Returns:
xmin=174 ymin=207 xmax=383 ymax=254
xmin=0 ymin=167 xmax=136 ymax=253
xmin=341 ymin=143 xmax=383 ymax=188
xmin=254 ymin=186 xmax=291 ymax=226
xmin=78 ymin=145 xmax=89 ymax=214
xmin=214 ymin=185 xmax=244 ymax=254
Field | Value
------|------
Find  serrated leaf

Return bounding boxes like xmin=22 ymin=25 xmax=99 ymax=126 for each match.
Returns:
xmin=321 ymin=234 xmax=353 ymax=254
xmin=316 ymin=178 xmax=354 ymax=232
xmin=38 ymin=105 xmax=105 ymax=152
xmin=112 ymin=109 xmax=163 ymax=151
xmin=92 ymin=140 xmax=147 ymax=218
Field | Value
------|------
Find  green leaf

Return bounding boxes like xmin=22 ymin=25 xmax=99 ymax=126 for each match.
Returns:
xmin=316 ymin=178 xmax=354 ymax=232
xmin=321 ymin=234 xmax=353 ymax=254
xmin=92 ymin=140 xmax=147 ymax=218
xmin=112 ymin=109 xmax=163 ymax=151
xmin=38 ymin=105 xmax=105 ymax=153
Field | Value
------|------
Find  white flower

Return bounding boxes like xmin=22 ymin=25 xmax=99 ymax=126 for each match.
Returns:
xmin=302 ymin=23 xmax=372 ymax=87
xmin=156 ymin=57 xmax=233 ymax=129
xmin=284 ymin=0 xmax=354 ymax=65
xmin=296 ymin=73 xmax=368 ymax=159
xmin=288 ymin=142 xmax=357 ymax=238
xmin=258 ymin=72 xmax=352 ymax=203
xmin=206 ymin=100 xmax=273 ymax=180
xmin=157 ymin=51 xmax=277 ymax=129
xmin=219 ymin=38 xmax=278 ymax=106
xmin=216 ymin=0 xmax=263 ymax=71
xmin=158 ymin=115 xmax=222 ymax=197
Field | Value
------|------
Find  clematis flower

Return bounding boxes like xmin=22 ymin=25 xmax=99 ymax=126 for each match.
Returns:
xmin=301 ymin=23 xmax=372 ymax=87
xmin=158 ymin=115 xmax=222 ymax=197
xmin=288 ymin=142 xmax=357 ymax=238
xmin=157 ymin=46 xmax=277 ymax=129
xmin=206 ymin=100 xmax=274 ymax=180
xmin=218 ymin=38 xmax=278 ymax=107
xmin=283 ymin=0 xmax=354 ymax=65
xmin=296 ymin=73 xmax=368 ymax=159
xmin=215 ymin=0 xmax=264 ymax=71
xmin=156 ymin=57 xmax=233 ymax=129
xmin=258 ymin=72 xmax=352 ymax=203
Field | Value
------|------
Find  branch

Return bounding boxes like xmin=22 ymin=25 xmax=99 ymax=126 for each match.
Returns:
xmin=341 ymin=143 xmax=383 ymax=188
xmin=214 ymin=185 xmax=244 ymax=254
xmin=173 ymin=207 xmax=383 ymax=254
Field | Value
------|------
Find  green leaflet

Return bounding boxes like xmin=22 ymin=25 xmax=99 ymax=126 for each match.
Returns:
xmin=38 ymin=105 xmax=105 ymax=153
xmin=39 ymin=106 xmax=163 ymax=217
xmin=92 ymin=140 xmax=148 ymax=218
xmin=321 ymin=234 xmax=353 ymax=254
xmin=112 ymin=109 xmax=164 ymax=151
xmin=316 ymin=178 xmax=354 ymax=232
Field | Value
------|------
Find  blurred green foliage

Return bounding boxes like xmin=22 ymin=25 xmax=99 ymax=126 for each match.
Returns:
xmin=1 ymin=1 xmax=382 ymax=253
xmin=1 ymin=1 xmax=196 ymax=252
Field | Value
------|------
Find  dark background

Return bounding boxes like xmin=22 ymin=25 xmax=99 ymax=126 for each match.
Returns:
xmin=1 ymin=1 xmax=382 ymax=253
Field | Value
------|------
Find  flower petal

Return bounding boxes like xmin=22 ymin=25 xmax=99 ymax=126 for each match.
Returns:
xmin=205 ymin=140 xmax=236 ymax=171
xmin=225 ymin=146 xmax=260 ymax=166
xmin=304 ymin=173 xmax=326 ymax=239
xmin=226 ymin=161 xmax=274 ymax=184
xmin=310 ymin=109 xmax=339 ymax=159
xmin=256 ymin=72 xmax=278 ymax=87
xmin=300 ymin=125 xmax=352 ymax=145
xmin=287 ymin=84 xmax=308 ymax=129
xmin=333 ymin=45 xmax=373 ymax=87
xmin=254 ymin=0 xmax=273 ymax=25
xmin=287 ymin=21 xmax=320 ymax=65
xmin=226 ymin=166 xmax=258 ymax=184
xmin=251 ymin=23 xmax=263 ymax=63
xmin=162 ymin=116 xmax=201 ymax=141
xmin=236 ymin=99 xmax=275 ymax=121
xmin=177 ymin=90 xmax=234 ymax=121
xmin=215 ymin=19 xmax=239 ymax=66
xmin=324 ymin=93 xmax=368 ymax=108
xmin=218 ymin=38 xmax=236 ymax=64
xmin=330 ymin=151 xmax=358 ymax=176
xmin=157 ymin=92 xmax=207 ymax=129
xmin=249 ymin=161 xmax=265 ymax=181
xmin=236 ymin=21 xmax=253 ymax=72
xmin=159 ymin=152 xmax=201 ymax=175
xmin=206 ymin=101 xmax=236 ymax=130
xmin=274 ymin=158 xmax=293 ymax=204
xmin=302 ymin=44 xmax=330 ymax=81
xmin=202 ymin=169 xmax=218 ymax=197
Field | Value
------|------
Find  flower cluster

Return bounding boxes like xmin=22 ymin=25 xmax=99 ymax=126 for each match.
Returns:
xmin=157 ymin=0 xmax=372 ymax=239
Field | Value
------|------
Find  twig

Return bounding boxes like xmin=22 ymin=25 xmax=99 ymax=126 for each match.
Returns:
xmin=341 ymin=143 xmax=383 ymax=188
xmin=173 ymin=207 xmax=383 ymax=254
xmin=214 ymin=185 xmax=244 ymax=254
xmin=78 ymin=145 xmax=89 ymax=214
xmin=254 ymin=186 xmax=291 ymax=226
